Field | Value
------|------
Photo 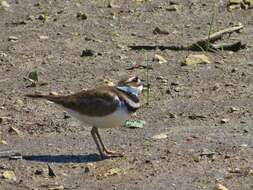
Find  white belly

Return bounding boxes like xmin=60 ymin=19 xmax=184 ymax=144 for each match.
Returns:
xmin=65 ymin=102 xmax=130 ymax=128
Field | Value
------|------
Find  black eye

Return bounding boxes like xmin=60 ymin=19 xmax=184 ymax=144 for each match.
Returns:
xmin=133 ymin=77 xmax=139 ymax=82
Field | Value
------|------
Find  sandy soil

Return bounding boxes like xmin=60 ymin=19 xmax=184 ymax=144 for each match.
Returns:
xmin=0 ymin=0 xmax=252 ymax=189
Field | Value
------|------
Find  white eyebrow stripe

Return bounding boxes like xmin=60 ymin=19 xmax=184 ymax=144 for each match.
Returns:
xmin=126 ymin=77 xmax=135 ymax=82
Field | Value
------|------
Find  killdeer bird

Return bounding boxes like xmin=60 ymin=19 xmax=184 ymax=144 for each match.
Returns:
xmin=26 ymin=76 xmax=144 ymax=159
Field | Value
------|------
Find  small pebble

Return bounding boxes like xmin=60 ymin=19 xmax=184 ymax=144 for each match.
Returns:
xmin=8 ymin=126 xmax=22 ymax=136
xmin=39 ymin=35 xmax=49 ymax=40
xmin=229 ymin=107 xmax=240 ymax=112
xmin=63 ymin=112 xmax=71 ymax=119
xmin=76 ymin=11 xmax=87 ymax=20
xmin=2 ymin=170 xmax=17 ymax=181
xmin=213 ymin=83 xmax=220 ymax=90
xmin=240 ymin=144 xmax=248 ymax=147
xmin=80 ymin=49 xmax=96 ymax=57
xmin=220 ymin=118 xmax=229 ymax=124
xmin=213 ymin=183 xmax=229 ymax=190
xmin=34 ymin=169 xmax=44 ymax=175
xmin=50 ymin=91 xmax=59 ymax=96
xmin=169 ymin=113 xmax=177 ymax=118
xmin=1 ymin=1 xmax=10 ymax=10
xmin=0 ymin=140 xmax=7 ymax=144
xmin=8 ymin=36 xmax=18 ymax=41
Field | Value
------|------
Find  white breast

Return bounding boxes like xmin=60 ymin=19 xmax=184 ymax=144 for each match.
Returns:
xmin=64 ymin=101 xmax=130 ymax=128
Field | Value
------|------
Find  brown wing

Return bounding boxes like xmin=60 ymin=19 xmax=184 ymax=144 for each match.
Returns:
xmin=26 ymin=87 xmax=119 ymax=117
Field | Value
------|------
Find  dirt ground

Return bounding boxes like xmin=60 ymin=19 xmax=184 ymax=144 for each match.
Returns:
xmin=0 ymin=0 xmax=253 ymax=189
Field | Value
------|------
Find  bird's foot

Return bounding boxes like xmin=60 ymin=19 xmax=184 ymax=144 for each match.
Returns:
xmin=101 ymin=150 xmax=124 ymax=159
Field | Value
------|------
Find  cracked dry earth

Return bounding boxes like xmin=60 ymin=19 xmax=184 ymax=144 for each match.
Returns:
xmin=0 ymin=0 xmax=253 ymax=190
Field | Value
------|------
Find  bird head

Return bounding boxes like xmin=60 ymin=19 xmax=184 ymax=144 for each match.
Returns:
xmin=117 ymin=76 xmax=144 ymax=96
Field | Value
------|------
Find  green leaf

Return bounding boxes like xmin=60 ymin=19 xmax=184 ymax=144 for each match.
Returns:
xmin=124 ymin=120 xmax=146 ymax=128
xmin=28 ymin=71 xmax=38 ymax=81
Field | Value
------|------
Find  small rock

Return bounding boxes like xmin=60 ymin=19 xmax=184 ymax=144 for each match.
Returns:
xmin=0 ymin=139 xmax=7 ymax=144
xmin=228 ymin=167 xmax=241 ymax=173
xmin=228 ymin=0 xmax=253 ymax=9
xmin=84 ymin=167 xmax=90 ymax=173
xmin=63 ymin=112 xmax=71 ymax=119
xmin=103 ymin=168 xmax=123 ymax=177
xmin=39 ymin=35 xmax=49 ymax=40
xmin=0 ymin=51 xmax=7 ymax=58
xmin=134 ymin=0 xmax=147 ymax=3
xmin=220 ymin=118 xmax=229 ymax=124
xmin=8 ymin=127 xmax=22 ymax=136
xmin=153 ymin=27 xmax=170 ymax=35
xmin=49 ymin=91 xmax=59 ymax=96
xmin=152 ymin=133 xmax=167 ymax=140
xmin=76 ymin=11 xmax=87 ymax=20
xmin=213 ymin=83 xmax=220 ymax=91
xmin=27 ymin=15 xmax=35 ymax=21
xmin=48 ymin=185 xmax=64 ymax=190
xmin=171 ymin=81 xmax=180 ymax=86
xmin=156 ymin=76 xmax=164 ymax=80
xmin=57 ymin=10 xmax=64 ymax=14
xmin=34 ymin=169 xmax=44 ymax=175
xmin=0 ymin=1 xmax=10 ymax=10
xmin=188 ymin=114 xmax=206 ymax=120
xmin=229 ymin=0 xmax=242 ymax=3
xmin=169 ymin=113 xmax=177 ymax=118
xmin=107 ymin=0 xmax=118 ymax=8
xmin=11 ymin=20 xmax=27 ymax=25
xmin=0 ymin=116 xmax=11 ymax=123
xmin=229 ymin=107 xmax=240 ymax=112
xmin=240 ymin=143 xmax=248 ymax=147
xmin=153 ymin=54 xmax=167 ymax=64
xmin=213 ymin=183 xmax=229 ymax=190
xmin=8 ymin=36 xmax=18 ymax=42
xmin=156 ymin=76 xmax=167 ymax=85
xmin=200 ymin=148 xmax=215 ymax=157
xmin=231 ymin=68 xmax=238 ymax=73
xmin=183 ymin=54 xmax=211 ymax=66
xmin=244 ymin=0 xmax=253 ymax=8
xmin=174 ymin=86 xmax=181 ymax=92
xmin=165 ymin=4 xmax=180 ymax=11
xmin=228 ymin=4 xmax=241 ymax=10
xmin=37 ymin=14 xmax=48 ymax=22
xmin=80 ymin=49 xmax=96 ymax=57
xmin=192 ymin=154 xmax=200 ymax=162
xmin=166 ymin=89 xmax=171 ymax=95
xmin=2 ymin=170 xmax=17 ymax=181
xmin=15 ymin=99 xmax=24 ymax=107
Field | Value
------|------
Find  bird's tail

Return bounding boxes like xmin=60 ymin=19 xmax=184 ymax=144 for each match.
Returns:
xmin=25 ymin=93 xmax=46 ymax=98
xmin=25 ymin=93 xmax=62 ymax=103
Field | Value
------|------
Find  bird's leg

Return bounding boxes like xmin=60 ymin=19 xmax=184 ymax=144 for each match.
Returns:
xmin=93 ymin=127 xmax=123 ymax=158
xmin=91 ymin=127 xmax=104 ymax=158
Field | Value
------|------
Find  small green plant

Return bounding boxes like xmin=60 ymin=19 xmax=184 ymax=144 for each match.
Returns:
xmin=145 ymin=56 xmax=150 ymax=105
xmin=198 ymin=2 xmax=225 ymax=58
xmin=207 ymin=7 xmax=215 ymax=51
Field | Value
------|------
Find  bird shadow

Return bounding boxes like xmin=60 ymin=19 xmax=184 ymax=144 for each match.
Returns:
xmin=23 ymin=154 xmax=101 ymax=163
xmin=0 ymin=154 xmax=101 ymax=163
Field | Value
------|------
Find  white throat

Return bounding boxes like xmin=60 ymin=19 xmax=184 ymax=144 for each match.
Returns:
xmin=117 ymin=86 xmax=143 ymax=96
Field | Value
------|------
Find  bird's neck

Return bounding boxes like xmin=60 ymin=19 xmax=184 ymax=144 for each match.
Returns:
xmin=116 ymin=86 xmax=140 ymax=112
